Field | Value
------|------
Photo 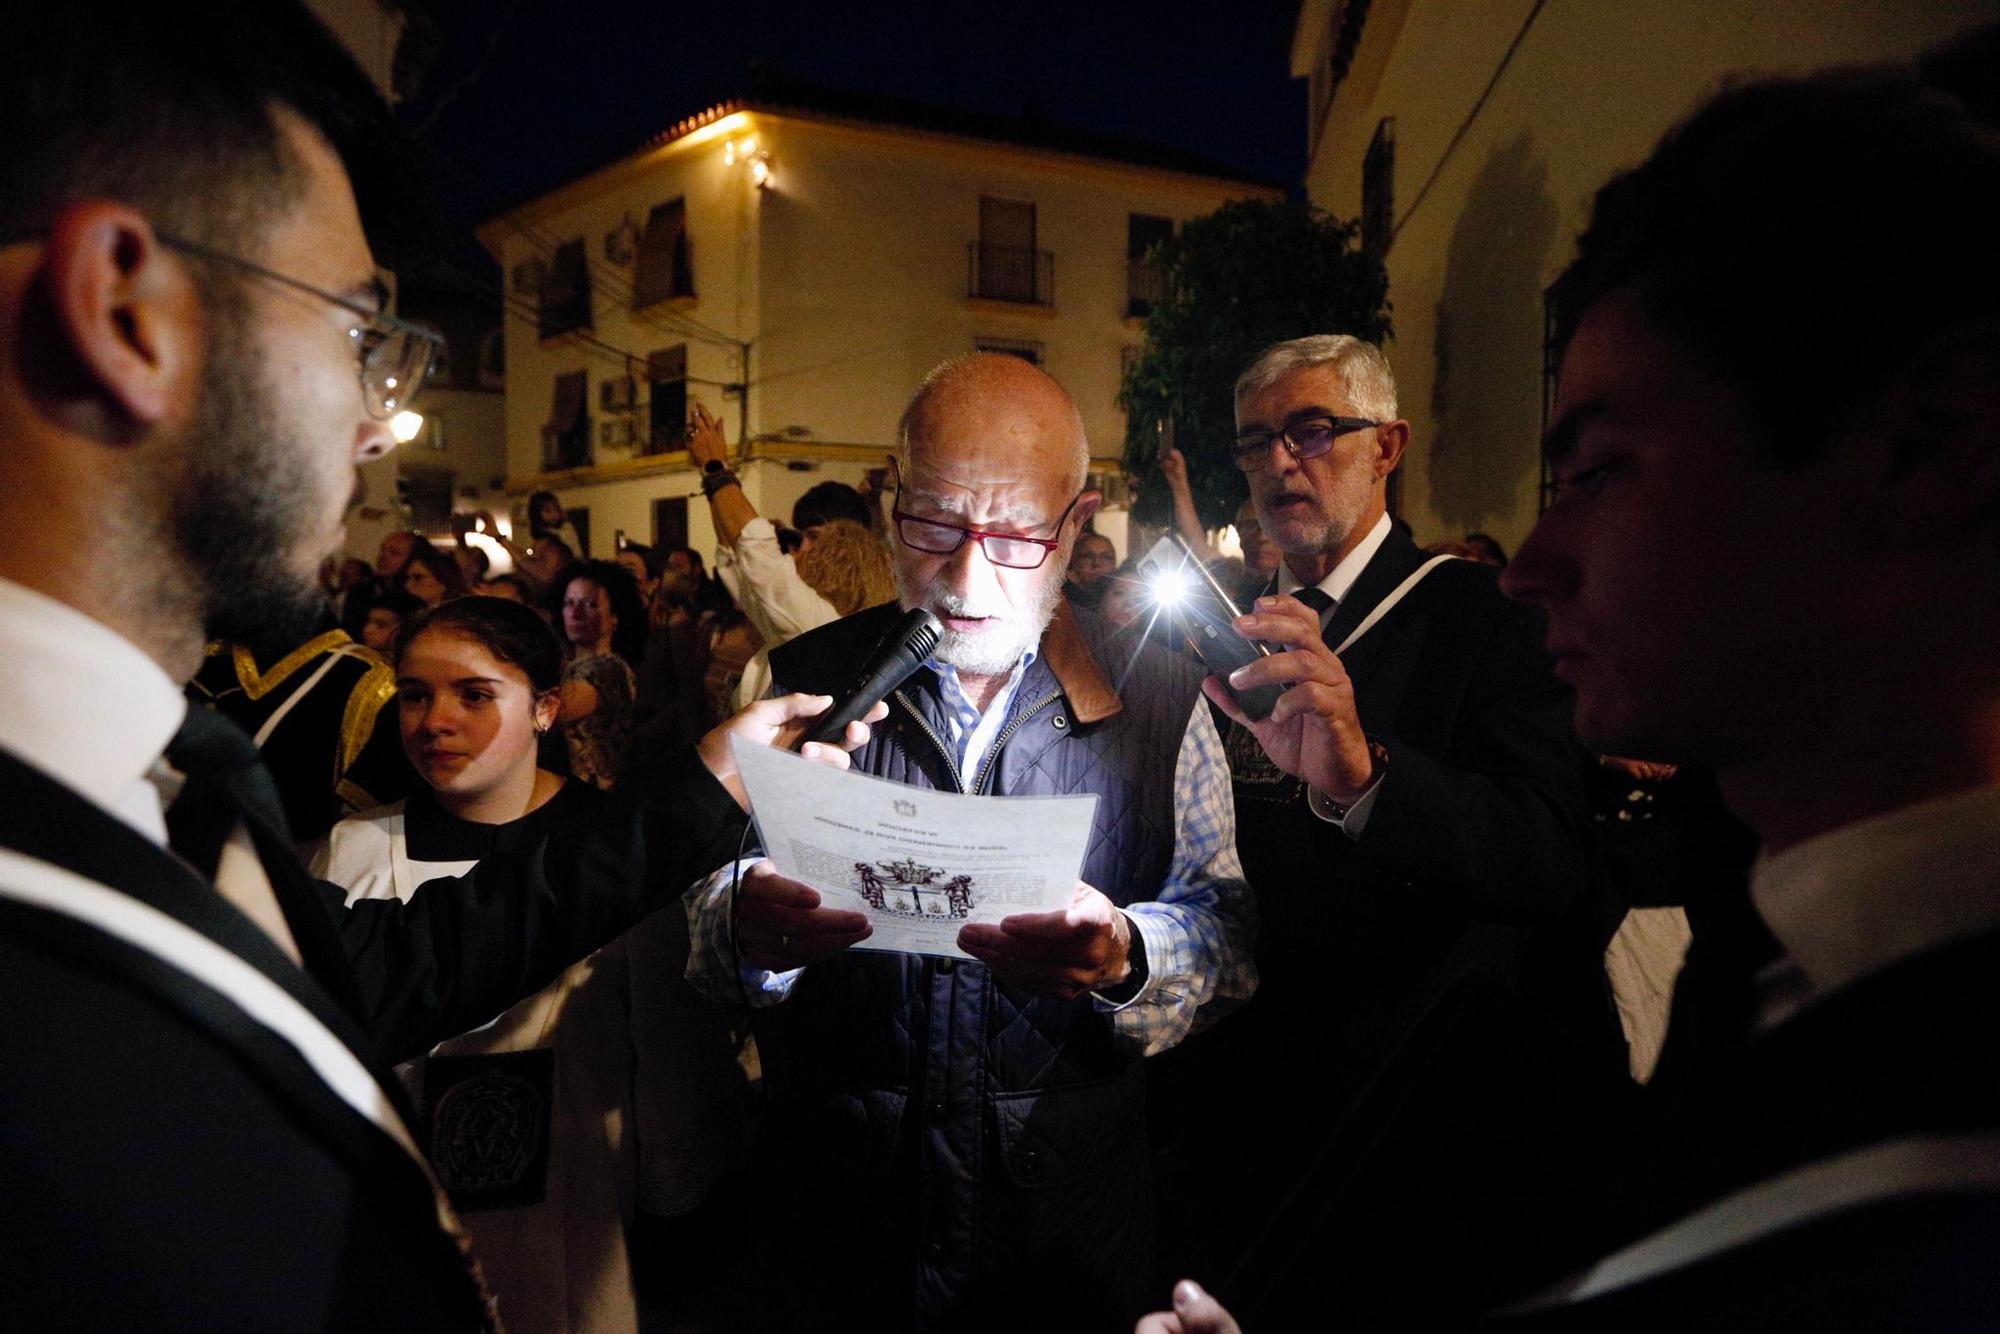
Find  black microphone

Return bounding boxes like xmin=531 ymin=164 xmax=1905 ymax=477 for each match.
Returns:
xmin=797 ymin=608 xmax=942 ymax=749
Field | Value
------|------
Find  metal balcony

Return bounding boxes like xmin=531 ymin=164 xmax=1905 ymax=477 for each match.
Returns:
xmin=967 ymin=242 xmax=1054 ymax=306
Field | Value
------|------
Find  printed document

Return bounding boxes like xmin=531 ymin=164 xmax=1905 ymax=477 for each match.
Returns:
xmin=731 ymin=738 xmax=1097 ymax=958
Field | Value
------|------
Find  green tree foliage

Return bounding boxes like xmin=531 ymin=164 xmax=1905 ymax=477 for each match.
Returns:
xmin=1119 ymin=198 xmax=1392 ymax=528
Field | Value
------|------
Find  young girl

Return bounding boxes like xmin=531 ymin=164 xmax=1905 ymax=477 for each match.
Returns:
xmin=313 ymin=597 xmax=744 ymax=1334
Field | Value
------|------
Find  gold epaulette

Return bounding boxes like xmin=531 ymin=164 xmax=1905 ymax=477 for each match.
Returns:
xmin=229 ymin=630 xmax=356 ymax=700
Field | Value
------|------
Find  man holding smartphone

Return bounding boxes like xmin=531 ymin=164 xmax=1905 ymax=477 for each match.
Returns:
xmin=1151 ymin=336 xmax=1615 ymax=1323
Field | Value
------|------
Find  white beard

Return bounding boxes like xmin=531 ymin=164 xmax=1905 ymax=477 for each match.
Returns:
xmin=897 ymin=571 xmax=1066 ymax=678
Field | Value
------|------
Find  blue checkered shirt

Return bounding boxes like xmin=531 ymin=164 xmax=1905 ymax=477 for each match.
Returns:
xmin=685 ymin=679 xmax=1256 ymax=1056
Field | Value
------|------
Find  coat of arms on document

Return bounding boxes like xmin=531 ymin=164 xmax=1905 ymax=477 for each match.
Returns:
xmin=855 ymin=857 xmax=976 ymax=919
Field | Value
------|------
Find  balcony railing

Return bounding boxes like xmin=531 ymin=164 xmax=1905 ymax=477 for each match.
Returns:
xmin=967 ymin=242 xmax=1054 ymax=306
xmin=1126 ymin=259 xmax=1164 ymax=319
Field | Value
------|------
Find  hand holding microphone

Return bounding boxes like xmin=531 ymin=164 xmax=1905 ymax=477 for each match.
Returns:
xmin=796 ymin=607 xmax=942 ymax=749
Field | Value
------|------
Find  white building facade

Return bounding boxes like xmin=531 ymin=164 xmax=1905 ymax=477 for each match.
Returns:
xmin=480 ymin=92 xmax=1278 ymax=563
xmin=1292 ymin=0 xmax=1995 ymax=554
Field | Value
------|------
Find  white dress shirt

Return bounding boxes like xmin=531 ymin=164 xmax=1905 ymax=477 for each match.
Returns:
xmin=717 ymin=517 xmax=841 ymax=710
xmin=1274 ymin=511 xmax=1393 ymax=609
xmin=1751 ymin=784 xmax=2000 ymax=1024
xmin=1273 ymin=512 xmax=1393 ymax=836
xmin=0 ymin=576 xmax=186 ymax=845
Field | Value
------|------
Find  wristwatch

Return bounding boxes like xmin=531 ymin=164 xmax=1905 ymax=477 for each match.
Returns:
xmin=1094 ymin=911 xmax=1151 ymax=1004
xmin=700 ymin=460 xmax=740 ymax=498
xmin=1307 ymin=735 xmax=1390 ymax=823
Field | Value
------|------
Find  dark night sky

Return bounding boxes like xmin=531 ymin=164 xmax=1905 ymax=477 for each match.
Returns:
xmin=398 ymin=0 xmax=1307 ymax=293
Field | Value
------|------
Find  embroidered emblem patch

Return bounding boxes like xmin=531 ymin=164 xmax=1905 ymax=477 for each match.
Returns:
xmin=424 ymin=1048 xmax=555 ymax=1211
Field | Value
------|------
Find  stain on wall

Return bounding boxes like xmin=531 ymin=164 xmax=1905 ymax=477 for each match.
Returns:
xmin=1427 ymin=131 xmax=1558 ymax=534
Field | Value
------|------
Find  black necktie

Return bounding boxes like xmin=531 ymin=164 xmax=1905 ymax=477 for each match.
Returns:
xmin=164 ymin=705 xmax=293 ymax=877
xmin=165 ymin=705 xmax=364 ymax=1012
xmin=1291 ymin=587 xmax=1334 ymax=616
xmin=165 ymin=712 xmax=500 ymax=1328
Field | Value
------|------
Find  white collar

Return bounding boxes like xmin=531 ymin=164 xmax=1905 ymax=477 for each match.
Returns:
xmin=1276 ymin=512 xmax=1393 ymax=607
xmin=1751 ymin=784 xmax=2000 ymax=998
xmin=0 ymin=577 xmax=187 ymax=842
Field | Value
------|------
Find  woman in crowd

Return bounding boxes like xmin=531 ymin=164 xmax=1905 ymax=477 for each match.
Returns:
xmin=550 ymin=559 xmax=647 ymax=789
xmin=734 ymin=516 xmax=896 ymax=705
xmin=312 ymin=597 xmax=746 ymax=1333
xmin=401 ymin=541 xmax=468 ymax=609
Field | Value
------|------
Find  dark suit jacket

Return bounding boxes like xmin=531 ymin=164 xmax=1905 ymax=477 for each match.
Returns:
xmin=1152 ymin=528 xmax=1621 ymax=1319
xmin=0 ymin=743 xmax=745 ymax=1331
xmin=1491 ymin=924 xmax=2000 ymax=1332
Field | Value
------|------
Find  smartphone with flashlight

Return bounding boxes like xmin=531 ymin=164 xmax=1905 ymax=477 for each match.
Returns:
xmin=1140 ymin=534 xmax=1286 ymax=721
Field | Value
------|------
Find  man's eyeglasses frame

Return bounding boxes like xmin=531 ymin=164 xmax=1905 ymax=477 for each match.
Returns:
xmin=152 ymin=233 xmax=443 ymax=421
xmin=1231 ymin=415 xmax=1382 ymax=473
xmin=887 ymin=457 xmax=1095 ymax=571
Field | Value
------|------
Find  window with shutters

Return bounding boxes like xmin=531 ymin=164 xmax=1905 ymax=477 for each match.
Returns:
xmin=538 ymin=239 xmax=592 ymax=340
xmin=1362 ymin=118 xmax=1395 ymax=260
xmin=969 ymin=197 xmax=1052 ymax=305
xmin=647 ymin=345 xmax=689 ymax=455
xmin=1126 ymin=214 xmax=1172 ymax=318
xmin=541 ymin=370 xmax=591 ymax=470
xmin=631 ymin=199 xmax=695 ymax=309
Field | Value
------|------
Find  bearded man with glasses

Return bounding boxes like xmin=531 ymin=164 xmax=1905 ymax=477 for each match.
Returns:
xmin=685 ymin=352 xmax=1255 ymax=1331
xmin=1148 ymin=334 xmax=1621 ymax=1325
xmin=0 ymin=7 xmax=880 ymax=1329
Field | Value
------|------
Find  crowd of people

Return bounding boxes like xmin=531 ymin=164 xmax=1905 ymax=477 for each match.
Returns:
xmin=3 ymin=6 xmax=1998 ymax=1334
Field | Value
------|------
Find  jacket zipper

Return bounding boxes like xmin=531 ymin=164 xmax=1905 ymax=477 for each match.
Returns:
xmin=971 ymin=690 xmax=1062 ymax=795
xmin=893 ymin=689 xmax=966 ymax=793
xmin=893 ymin=687 xmax=1065 ymax=795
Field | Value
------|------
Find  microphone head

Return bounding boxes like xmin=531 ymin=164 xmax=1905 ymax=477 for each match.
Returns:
xmin=899 ymin=607 xmax=943 ymax=664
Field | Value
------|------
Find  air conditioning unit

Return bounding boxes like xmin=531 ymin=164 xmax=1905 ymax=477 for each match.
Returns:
xmin=599 ymin=376 xmax=636 ymax=411
xmin=599 ymin=418 xmax=638 ymax=448
xmin=604 ymin=216 xmax=639 ymax=267
xmin=510 ymin=258 xmax=548 ymax=296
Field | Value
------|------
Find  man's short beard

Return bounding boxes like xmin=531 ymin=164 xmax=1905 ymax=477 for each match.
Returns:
xmin=895 ymin=561 xmax=1067 ymax=678
xmin=175 ymin=294 xmax=338 ymax=658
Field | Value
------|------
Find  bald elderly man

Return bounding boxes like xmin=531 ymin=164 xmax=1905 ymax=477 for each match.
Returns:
xmin=686 ymin=354 xmax=1254 ymax=1330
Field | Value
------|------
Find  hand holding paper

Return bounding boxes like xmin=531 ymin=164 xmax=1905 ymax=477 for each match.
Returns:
xmin=729 ymin=738 xmax=1097 ymax=960
xmin=957 ymin=882 xmax=1132 ymax=1000
xmin=734 ymin=860 xmax=873 ymax=971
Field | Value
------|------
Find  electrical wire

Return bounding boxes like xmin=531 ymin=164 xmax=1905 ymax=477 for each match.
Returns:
xmin=424 ymin=143 xmax=747 ymax=350
xmin=1387 ymin=0 xmax=1548 ymax=248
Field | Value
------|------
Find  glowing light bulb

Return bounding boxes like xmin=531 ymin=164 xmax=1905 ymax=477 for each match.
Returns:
xmin=389 ymin=410 xmax=424 ymax=443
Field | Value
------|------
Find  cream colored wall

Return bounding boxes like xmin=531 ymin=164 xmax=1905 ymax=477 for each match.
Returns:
xmin=490 ymin=113 xmax=1269 ymax=567
xmin=493 ymin=137 xmax=756 ymax=499
xmin=750 ymin=119 xmax=1262 ymax=457
xmin=1302 ymin=0 xmax=1996 ymax=553
xmin=304 ymin=0 xmax=401 ymax=97
xmin=341 ymin=388 xmax=507 ymax=565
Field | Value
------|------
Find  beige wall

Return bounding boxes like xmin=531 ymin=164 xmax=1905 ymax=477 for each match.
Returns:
xmin=752 ymin=118 xmax=1263 ymax=456
xmin=484 ymin=111 xmax=1272 ymax=567
xmin=305 ymin=0 xmax=401 ymax=98
xmin=1301 ymin=0 xmax=1996 ymax=553
xmin=341 ymin=387 xmax=506 ymax=566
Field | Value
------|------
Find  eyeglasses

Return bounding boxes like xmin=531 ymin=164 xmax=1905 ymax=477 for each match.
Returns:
xmin=1231 ymin=415 xmax=1380 ymax=472
xmin=155 ymin=234 xmax=443 ymax=420
xmin=889 ymin=459 xmax=1092 ymax=570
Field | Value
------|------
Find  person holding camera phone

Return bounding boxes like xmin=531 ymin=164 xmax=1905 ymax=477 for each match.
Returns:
xmin=1149 ymin=336 xmax=1620 ymax=1325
